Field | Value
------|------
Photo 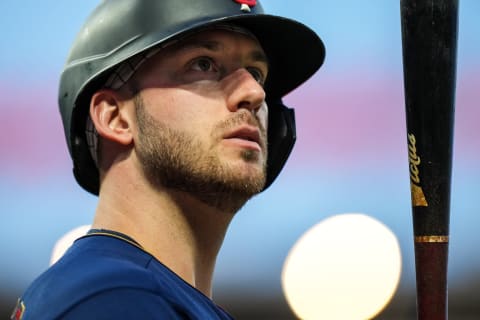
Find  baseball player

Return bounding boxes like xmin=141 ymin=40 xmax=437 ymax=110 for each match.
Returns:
xmin=12 ymin=0 xmax=325 ymax=319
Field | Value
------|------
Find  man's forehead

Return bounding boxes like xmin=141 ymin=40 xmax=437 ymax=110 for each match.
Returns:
xmin=166 ymin=26 xmax=267 ymax=59
xmin=179 ymin=24 xmax=260 ymax=44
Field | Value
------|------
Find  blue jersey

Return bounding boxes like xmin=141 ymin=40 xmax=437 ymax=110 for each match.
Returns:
xmin=13 ymin=233 xmax=234 ymax=320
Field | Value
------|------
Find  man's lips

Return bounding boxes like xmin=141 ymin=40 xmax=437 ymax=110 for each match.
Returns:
xmin=223 ymin=125 xmax=264 ymax=151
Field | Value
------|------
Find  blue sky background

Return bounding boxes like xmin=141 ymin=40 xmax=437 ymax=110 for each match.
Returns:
xmin=1 ymin=0 xmax=479 ymax=311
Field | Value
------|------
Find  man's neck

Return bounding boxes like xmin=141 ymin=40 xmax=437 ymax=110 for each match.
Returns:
xmin=92 ymin=176 xmax=235 ymax=297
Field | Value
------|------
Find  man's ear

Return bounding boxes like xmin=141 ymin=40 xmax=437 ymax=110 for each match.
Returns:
xmin=89 ymin=89 xmax=133 ymax=146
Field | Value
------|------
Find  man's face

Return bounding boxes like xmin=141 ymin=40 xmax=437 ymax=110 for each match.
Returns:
xmin=130 ymin=28 xmax=269 ymax=213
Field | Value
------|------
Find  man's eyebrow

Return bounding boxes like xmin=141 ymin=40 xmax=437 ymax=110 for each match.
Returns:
xmin=179 ymin=39 xmax=222 ymax=52
xmin=173 ymin=39 xmax=269 ymax=64
xmin=250 ymin=50 xmax=269 ymax=64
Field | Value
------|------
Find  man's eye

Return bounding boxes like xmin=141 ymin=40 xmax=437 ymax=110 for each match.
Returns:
xmin=246 ymin=67 xmax=265 ymax=85
xmin=191 ymin=57 xmax=216 ymax=72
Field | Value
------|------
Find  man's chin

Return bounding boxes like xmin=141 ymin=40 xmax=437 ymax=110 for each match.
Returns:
xmin=197 ymin=169 xmax=266 ymax=213
xmin=192 ymin=181 xmax=264 ymax=214
xmin=224 ymin=164 xmax=267 ymax=191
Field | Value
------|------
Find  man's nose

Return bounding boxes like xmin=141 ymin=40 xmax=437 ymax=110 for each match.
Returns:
xmin=223 ymin=68 xmax=266 ymax=113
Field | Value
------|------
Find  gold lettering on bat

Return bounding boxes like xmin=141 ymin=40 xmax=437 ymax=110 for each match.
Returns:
xmin=408 ymin=133 xmax=428 ymax=207
xmin=415 ymin=235 xmax=449 ymax=243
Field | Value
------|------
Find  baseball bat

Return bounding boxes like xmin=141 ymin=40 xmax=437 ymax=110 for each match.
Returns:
xmin=400 ymin=1 xmax=458 ymax=319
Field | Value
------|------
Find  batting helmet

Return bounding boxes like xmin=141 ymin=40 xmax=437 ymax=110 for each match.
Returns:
xmin=59 ymin=0 xmax=325 ymax=194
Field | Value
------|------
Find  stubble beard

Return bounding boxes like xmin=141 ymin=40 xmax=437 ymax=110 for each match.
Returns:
xmin=134 ymin=95 xmax=267 ymax=214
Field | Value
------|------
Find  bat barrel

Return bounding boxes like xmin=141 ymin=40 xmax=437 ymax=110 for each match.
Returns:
xmin=400 ymin=0 xmax=458 ymax=319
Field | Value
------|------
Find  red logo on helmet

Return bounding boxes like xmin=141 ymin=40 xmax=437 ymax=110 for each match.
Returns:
xmin=233 ymin=0 xmax=256 ymax=12
xmin=234 ymin=0 xmax=256 ymax=5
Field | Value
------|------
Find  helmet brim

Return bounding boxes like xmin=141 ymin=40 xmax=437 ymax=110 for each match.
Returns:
xmin=220 ymin=14 xmax=325 ymax=99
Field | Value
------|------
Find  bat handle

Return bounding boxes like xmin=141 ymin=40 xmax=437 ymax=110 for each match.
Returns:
xmin=415 ymin=237 xmax=449 ymax=319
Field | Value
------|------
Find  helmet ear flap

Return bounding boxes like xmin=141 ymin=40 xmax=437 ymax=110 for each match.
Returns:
xmin=72 ymin=136 xmax=100 ymax=195
xmin=264 ymin=99 xmax=296 ymax=190
xmin=70 ymin=93 xmax=101 ymax=195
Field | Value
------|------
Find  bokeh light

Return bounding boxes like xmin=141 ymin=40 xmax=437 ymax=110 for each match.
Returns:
xmin=282 ymin=213 xmax=401 ymax=319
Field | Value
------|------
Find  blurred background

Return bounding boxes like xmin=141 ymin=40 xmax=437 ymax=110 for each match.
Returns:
xmin=1 ymin=1 xmax=479 ymax=319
